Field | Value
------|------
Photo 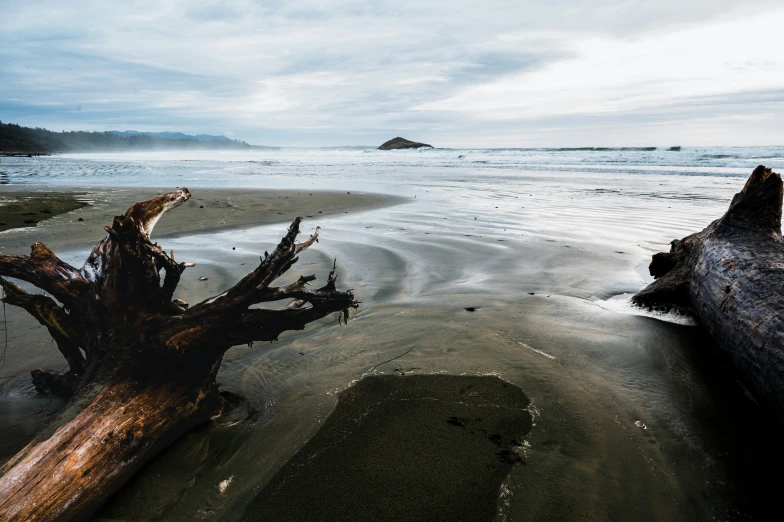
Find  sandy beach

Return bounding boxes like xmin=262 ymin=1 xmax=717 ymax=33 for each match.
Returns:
xmin=1 ymin=151 xmax=780 ymax=521
xmin=0 ymin=185 xmax=401 ymax=252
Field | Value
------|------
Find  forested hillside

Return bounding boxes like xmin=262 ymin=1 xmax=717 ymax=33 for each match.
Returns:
xmin=0 ymin=121 xmax=265 ymax=153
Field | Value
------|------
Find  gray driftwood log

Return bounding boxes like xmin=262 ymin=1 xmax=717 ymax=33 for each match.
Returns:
xmin=0 ymin=189 xmax=357 ymax=521
xmin=634 ymin=165 xmax=784 ymax=418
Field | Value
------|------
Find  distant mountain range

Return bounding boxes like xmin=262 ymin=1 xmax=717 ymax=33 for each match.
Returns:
xmin=106 ymin=130 xmax=236 ymax=143
xmin=0 ymin=121 xmax=277 ymax=154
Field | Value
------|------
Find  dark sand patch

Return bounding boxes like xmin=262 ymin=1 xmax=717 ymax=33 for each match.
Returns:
xmin=0 ymin=192 xmax=86 ymax=233
xmin=243 ymin=374 xmax=532 ymax=522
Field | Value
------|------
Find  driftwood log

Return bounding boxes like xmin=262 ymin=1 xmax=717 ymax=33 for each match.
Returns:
xmin=634 ymin=165 xmax=784 ymax=419
xmin=0 ymin=189 xmax=357 ymax=521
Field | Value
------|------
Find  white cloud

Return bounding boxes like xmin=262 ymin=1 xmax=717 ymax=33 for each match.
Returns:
xmin=0 ymin=0 xmax=782 ymax=146
xmin=415 ymin=8 xmax=784 ymax=122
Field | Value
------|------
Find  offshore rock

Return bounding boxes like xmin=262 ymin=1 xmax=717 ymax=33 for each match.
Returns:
xmin=378 ymin=137 xmax=433 ymax=150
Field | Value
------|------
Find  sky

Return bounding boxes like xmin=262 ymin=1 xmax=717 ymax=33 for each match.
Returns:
xmin=1 ymin=0 xmax=783 ymax=147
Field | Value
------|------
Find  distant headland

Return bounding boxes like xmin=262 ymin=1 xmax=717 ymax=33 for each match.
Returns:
xmin=378 ymin=137 xmax=433 ymax=150
xmin=0 ymin=121 xmax=277 ymax=154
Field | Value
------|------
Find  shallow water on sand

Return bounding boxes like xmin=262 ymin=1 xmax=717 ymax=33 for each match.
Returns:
xmin=1 ymin=148 xmax=783 ymax=520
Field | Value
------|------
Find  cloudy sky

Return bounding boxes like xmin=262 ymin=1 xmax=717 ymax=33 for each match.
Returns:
xmin=1 ymin=0 xmax=783 ymax=147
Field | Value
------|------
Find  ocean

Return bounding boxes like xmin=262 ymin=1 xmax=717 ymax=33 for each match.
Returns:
xmin=2 ymin=146 xmax=783 ymax=186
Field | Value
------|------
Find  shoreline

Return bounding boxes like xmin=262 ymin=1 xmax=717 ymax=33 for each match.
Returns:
xmin=1 ymin=164 xmax=777 ymax=521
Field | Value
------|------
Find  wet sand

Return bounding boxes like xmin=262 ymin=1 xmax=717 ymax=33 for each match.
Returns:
xmin=0 ymin=172 xmax=778 ymax=521
xmin=0 ymin=185 xmax=401 ymax=252
xmin=243 ymin=375 xmax=532 ymax=522
xmin=0 ymin=192 xmax=87 ymax=233
xmin=0 ymin=186 xmax=402 ymax=461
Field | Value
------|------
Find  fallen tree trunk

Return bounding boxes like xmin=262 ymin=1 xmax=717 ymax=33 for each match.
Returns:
xmin=0 ymin=189 xmax=357 ymax=521
xmin=634 ymin=165 xmax=784 ymax=419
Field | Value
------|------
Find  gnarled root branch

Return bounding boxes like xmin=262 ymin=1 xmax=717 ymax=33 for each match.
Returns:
xmin=0 ymin=188 xmax=358 ymax=520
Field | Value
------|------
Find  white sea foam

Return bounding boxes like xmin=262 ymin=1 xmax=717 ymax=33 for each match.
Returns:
xmin=517 ymin=341 xmax=556 ymax=359
xmin=594 ymin=293 xmax=697 ymax=326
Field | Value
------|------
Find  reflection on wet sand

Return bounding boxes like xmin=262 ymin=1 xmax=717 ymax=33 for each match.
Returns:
xmin=0 ymin=156 xmax=780 ymax=521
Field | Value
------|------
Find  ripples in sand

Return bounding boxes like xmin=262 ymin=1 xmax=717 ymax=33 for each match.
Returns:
xmin=1 ymin=151 xmax=780 ymax=520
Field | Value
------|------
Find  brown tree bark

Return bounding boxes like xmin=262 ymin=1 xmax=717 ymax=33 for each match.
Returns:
xmin=633 ymin=165 xmax=784 ymax=420
xmin=0 ymin=189 xmax=357 ymax=521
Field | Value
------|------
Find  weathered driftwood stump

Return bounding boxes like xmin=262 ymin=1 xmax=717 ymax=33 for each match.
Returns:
xmin=634 ymin=165 xmax=784 ymax=419
xmin=0 ymin=189 xmax=357 ymax=521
